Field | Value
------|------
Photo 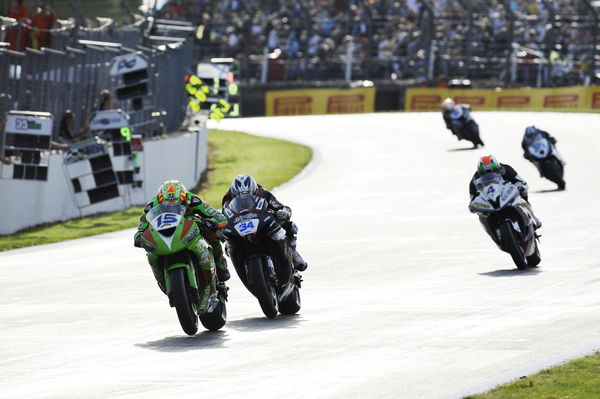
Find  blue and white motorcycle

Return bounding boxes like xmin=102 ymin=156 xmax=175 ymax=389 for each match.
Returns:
xmin=524 ymin=134 xmax=565 ymax=190
xmin=448 ymin=107 xmax=484 ymax=147
xmin=469 ymin=173 xmax=541 ymax=269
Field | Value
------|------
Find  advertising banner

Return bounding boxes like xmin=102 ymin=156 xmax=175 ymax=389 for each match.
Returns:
xmin=405 ymin=86 xmax=600 ymax=112
xmin=266 ymin=87 xmax=375 ymax=116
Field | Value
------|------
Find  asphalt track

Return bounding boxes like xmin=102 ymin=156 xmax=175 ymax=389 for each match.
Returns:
xmin=1 ymin=112 xmax=600 ymax=399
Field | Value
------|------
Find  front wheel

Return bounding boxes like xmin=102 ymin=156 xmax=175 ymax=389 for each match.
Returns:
xmin=247 ymin=257 xmax=278 ymax=318
xmin=499 ymin=221 xmax=528 ymax=270
xmin=170 ymin=267 xmax=199 ymax=335
xmin=541 ymin=158 xmax=565 ymax=189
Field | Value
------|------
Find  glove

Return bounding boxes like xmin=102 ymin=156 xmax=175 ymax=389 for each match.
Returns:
xmin=134 ymin=232 xmax=143 ymax=248
xmin=515 ymin=182 xmax=528 ymax=199
xmin=199 ymin=218 xmax=217 ymax=231
xmin=276 ymin=209 xmax=291 ymax=221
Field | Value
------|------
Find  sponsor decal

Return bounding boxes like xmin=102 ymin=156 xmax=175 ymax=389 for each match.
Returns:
xmin=15 ymin=118 xmax=42 ymax=130
xmin=592 ymin=93 xmax=600 ymax=109
xmin=410 ymin=95 xmax=442 ymax=110
xmin=454 ymin=96 xmax=485 ymax=106
xmin=273 ymin=96 xmax=313 ymax=115
xmin=473 ymin=202 xmax=490 ymax=208
xmin=543 ymin=94 xmax=579 ymax=108
xmin=326 ymin=94 xmax=365 ymax=113
xmin=117 ymin=57 xmax=137 ymax=72
xmin=497 ymin=96 xmax=531 ymax=108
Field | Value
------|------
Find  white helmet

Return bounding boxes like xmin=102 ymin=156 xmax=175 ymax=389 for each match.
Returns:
xmin=441 ymin=97 xmax=455 ymax=111
xmin=230 ymin=174 xmax=258 ymax=196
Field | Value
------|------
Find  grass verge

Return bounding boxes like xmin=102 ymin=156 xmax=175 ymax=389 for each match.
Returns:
xmin=0 ymin=129 xmax=312 ymax=251
xmin=464 ymin=352 xmax=600 ymax=399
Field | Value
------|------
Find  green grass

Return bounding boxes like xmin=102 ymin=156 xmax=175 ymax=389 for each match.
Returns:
xmin=0 ymin=129 xmax=312 ymax=251
xmin=464 ymin=352 xmax=600 ymax=399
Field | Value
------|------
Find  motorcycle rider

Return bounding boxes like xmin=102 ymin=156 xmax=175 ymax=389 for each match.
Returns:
xmin=134 ymin=180 xmax=231 ymax=293
xmin=521 ymin=125 xmax=557 ymax=158
xmin=521 ymin=125 xmax=565 ymax=190
xmin=222 ymin=174 xmax=308 ymax=272
xmin=469 ymin=155 xmax=542 ymax=229
xmin=441 ymin=97 xmax=483 ymax=147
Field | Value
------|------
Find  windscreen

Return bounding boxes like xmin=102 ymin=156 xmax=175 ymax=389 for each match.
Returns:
xmin=146 ymin=203 xmax=186 ymax=223
xmin=475 ymin=172 xmax=503 ymax=190
xmin=228 ymin=195 xmax=260 ymax=214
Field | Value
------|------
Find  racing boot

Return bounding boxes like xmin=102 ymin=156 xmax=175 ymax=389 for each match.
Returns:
xmin=523 ymin=202 xmax=542 ymax=230
xmin=289 ymin=236 xmax=308 ymax=272
xmin=147 ymin=253 xmax=167 ymax=294
xmin=215 ymin=256 xmax=231 ymax=282
xmin=205 ymin=235 xmax=230 ymax=282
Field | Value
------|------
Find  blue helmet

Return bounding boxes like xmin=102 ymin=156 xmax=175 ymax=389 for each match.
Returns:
xmin=525 ymin=126 xmax=538 ymax=136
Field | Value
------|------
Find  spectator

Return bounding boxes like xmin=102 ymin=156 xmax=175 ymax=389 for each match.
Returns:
xmin=95 ymin=90 xmax=115 ymax=111
xmin=58 ymin=110 xmax=87 ymax=144
xmin=8 ymin=0 xmax=30 ymax=51
xmin=30 ymin=5 xmax=57 ymax=50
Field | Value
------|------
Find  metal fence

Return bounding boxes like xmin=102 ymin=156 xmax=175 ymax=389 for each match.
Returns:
xmin=0 ymin=14 xmax=192 ymax=138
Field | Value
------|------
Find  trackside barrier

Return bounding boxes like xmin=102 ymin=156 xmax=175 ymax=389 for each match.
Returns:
xmin=0 ymin=127 xmax=207 ymax=236
xmin=265 ymin=87 xmax=376 ymax=116
xmin=405 ymin=86 xmax=600 ymax=112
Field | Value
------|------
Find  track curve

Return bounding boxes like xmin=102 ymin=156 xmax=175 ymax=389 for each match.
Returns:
xmin=1 ymin=112 xmax=600 ymax=399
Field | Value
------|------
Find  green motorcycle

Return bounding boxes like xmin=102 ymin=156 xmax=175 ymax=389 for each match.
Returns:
xmin=138 ymin=203 xmax=227 ymax=335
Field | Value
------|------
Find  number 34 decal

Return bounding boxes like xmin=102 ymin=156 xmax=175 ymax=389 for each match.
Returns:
xmin=234 ymin=219 xmax=259 ymax=236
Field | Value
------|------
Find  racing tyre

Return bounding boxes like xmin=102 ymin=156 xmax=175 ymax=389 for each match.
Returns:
xmin=170 ymin=267 xmax=199 ymax=335
xmin=500 ymin=221 xmax=528 ymax=270
xmin=199 ymin=299 xmax=227 ymax=331
xmin=526 ymin=242 xmax=541 ymax=267
xmin=279 ymin=286 xmax=301 ymax=315
xmin=247 ymin=257 xmax=278 ymax=318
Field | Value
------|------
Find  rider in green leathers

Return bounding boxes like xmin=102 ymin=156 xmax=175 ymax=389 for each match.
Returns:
xmin=134 ymin=180 xmax=230 ymax=293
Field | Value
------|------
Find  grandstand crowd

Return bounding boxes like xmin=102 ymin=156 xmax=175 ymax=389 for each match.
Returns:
xmin=156 ymin=0 xmax=598 ymax=86
xmin=2 ymin=0 xmax=598 ymax=86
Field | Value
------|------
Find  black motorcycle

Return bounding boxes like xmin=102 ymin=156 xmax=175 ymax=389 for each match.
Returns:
xmin=221 ymin=194 xmax=302 ymax=318
xmin=447 ymin=107 xmax=484 ymax=148
xmin=524 ymin=134 xmax=565 ymax=190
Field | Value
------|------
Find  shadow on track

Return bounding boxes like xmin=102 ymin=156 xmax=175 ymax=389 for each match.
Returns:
xmin=532 ymin=188 xmax=564 ymax=194
xmin=136 ymin=330 xmax=229 ymax=352
xmin=227 ymin=314 xmax=303 ymax=332
xmin=446 ymin=146 xmax=479 ymax=152
xmin=479 ymin=267 xmax=541 ymax=277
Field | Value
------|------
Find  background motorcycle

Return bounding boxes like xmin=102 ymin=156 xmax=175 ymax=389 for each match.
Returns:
xmin=525 ymin=134 xmax=566 ymax=190
xmin=139 ymin=203 xmax=227 ymax=334
xmin=222 ymin=194 xmax=302 ymax=318
xmin=469 ymin=173 xmax=541 ymax=269
xmin=448 ymin=107 xmax=484 ymax=148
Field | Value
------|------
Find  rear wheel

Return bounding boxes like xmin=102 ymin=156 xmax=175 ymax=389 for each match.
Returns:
xmin=247 ymin=258 xmax=278 ymax=318
xmin=499 ymin=221 xmax=528 ymax=270
xmin=526 ymin=242 xmax=542 ymax=267
xmin=170 ymin=268 xmax=199 ymax=335
xmin=279 ymin=286 xmax=301 ymax=315
xmin=199 ymin=299 xmax=227 ymax=331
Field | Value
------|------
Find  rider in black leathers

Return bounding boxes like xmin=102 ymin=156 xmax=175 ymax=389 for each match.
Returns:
xmin=222 ymin=174 xmax=308 ymax=271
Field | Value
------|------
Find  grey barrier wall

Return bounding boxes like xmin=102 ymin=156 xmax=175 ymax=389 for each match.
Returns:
xmin=0 ymin=128 xmax=207 ymax=235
